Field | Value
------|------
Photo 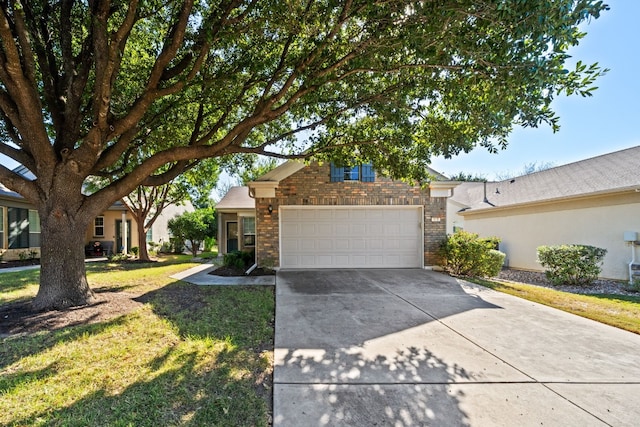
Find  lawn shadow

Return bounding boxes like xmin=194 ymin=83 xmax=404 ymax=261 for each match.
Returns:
xmin=135 ymin=281 xmax=275 ymax=349
xmin=0 ymin=269 xmax=40 ymax=295
xmin=1 ymin=276 xmax=275 ymax=426
xmin=7 ymin=344 xmax=271 ymax=426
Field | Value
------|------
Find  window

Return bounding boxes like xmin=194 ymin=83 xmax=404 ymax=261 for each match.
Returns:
xmin=330 ymin=163 xmax=375 ymax=182
xmin=8 ymin=207 xmax=29 ymax=249
xmin=28 ymin=210 xmax=41 ymax=247
xmin=242 ymin=216 xmax=256 ymax=247
xmin=146 ymin=228 xmax=153 ymax=242
xmin=94 ymin=216 xmax=105 ymax=237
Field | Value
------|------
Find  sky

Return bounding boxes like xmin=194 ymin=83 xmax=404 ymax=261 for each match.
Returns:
xmin=430 ymin=0 xmax=640 ymax=180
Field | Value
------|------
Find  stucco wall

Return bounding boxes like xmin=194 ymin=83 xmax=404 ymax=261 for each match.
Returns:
xmin=461 ymin=193 xmax=640 ymax=280
xmin=84 ymin=210 xmax=139 ymax=254
xmin=254 ymin=162 xmax=447 ymax=268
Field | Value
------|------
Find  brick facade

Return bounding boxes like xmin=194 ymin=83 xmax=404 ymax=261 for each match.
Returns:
xmin=255 ymin=162 xmax=447 ymax=268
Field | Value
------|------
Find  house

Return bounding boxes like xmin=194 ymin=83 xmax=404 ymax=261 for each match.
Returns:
xmin=0 ymin=169 xmax=192 ymax=260
xmin=448 ymin=145 xmax=640 ymax=281
xmin=216 ymin=161 xmax=457 ymax=269
xmin=215 ymin=186 xmax=257 ymax=255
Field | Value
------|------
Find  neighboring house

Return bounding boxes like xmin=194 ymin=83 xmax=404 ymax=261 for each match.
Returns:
xmin=216 ymin=161 xmax=457 ymax=269
xmin=0 ymin=182 xmax=41 ymax=259
xmin=448 ymin=146 xmax=640 ymax=281
xmin=0 ymin=168 xmax=192 ymax=260
xmin=83 ymin=200 xmax=193 ymax=256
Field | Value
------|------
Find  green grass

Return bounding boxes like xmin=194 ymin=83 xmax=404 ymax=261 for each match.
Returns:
xmin=470 ymin=277 xmax=640 ymax=334
xmin=0 ymin=255 xmax=275 ymax=426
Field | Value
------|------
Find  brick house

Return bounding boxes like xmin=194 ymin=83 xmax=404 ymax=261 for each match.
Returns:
xmin=216 ymin=160 xmax=457 ymax=269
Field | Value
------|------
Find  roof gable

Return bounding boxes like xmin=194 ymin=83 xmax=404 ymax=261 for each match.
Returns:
xmin=215 ymin=186 xmax=255 ymax=210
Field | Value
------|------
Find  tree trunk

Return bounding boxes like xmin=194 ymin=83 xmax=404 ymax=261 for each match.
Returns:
xmin=138 ymin=222 xmax=151 ymax=261
xmin=32 ymin=208 xmax=96 ymax=311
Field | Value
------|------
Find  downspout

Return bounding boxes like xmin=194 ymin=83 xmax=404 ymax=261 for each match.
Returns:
xmin=246 ymin=185 xmax=257 ymax=275
xmin=629 ymin=242 xmax=637 ymax=285
xmin=245 ymin=263 xmax=258 ymax=275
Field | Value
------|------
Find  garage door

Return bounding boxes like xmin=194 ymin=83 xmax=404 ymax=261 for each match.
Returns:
xmin=280 ymin=206 xmax=423 ymax=268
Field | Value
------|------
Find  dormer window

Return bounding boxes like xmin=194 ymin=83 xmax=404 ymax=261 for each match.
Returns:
xmin=330 ymin=163 xmax=375 ymax=182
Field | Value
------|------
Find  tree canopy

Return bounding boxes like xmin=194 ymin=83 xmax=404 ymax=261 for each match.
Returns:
xmin=0 ymin=0 xmax=609 ymax=309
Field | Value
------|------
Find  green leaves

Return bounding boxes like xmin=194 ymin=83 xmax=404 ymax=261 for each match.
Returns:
xmin=1 ymin=0 xmax=610 ymax=190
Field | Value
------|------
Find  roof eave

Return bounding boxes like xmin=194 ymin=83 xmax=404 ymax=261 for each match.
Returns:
xmin=460 ymin=186 xmax=640 ymax=216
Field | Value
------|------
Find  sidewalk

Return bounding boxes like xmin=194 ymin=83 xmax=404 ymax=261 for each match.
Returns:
xmin=0 ymin=257 xmax=109 ymax=274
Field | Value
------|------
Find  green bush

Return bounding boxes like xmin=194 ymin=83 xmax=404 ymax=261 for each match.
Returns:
xmin=109 ymin=253 xmax=129 ymax=262
xmin=439 ymin=231 xmax=505 ymax=277
xmin=537 ymin=244 xmax=607 ymax=286
xmin=129 ymin=246 xmax=139 ymax=256
xmin=223 ymin=250 xmax=255 ymax=270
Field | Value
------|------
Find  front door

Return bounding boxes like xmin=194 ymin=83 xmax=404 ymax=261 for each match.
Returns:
xmin=227 ymin=221 xmax=238 ymax=252
xmin=115 ymin=219 xmax=132 ymax=253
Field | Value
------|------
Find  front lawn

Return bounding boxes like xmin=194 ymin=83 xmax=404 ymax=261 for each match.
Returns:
xmin=0 ymin=255 xmax=275 ymax=426
xmin=471 ymin=277 xmax=640 ymax=334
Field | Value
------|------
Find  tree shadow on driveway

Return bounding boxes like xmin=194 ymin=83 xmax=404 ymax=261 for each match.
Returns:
xmin=273 ymin=269 xmax=508 ymax=426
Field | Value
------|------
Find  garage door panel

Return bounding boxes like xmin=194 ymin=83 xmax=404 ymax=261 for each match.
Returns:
xmin=335 ymin=223 xmax=350 ymax=235
xmin=317 ymin=223 xmax=333 ymax=235
xmin=280 ymin=207 xmax=422 ymax=268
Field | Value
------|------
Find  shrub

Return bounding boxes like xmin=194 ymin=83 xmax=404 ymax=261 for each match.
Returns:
xmin=130 ymin=246 xmax=139 ymax=256
xmin=537 ymin=244 xmax=607 ymax=286
xmin=223 ymin=250 xmax=255 ymax=270
xmin=439 ymin=231 xmax=505 ymax=277
xmin=483 ymin=249 xmax=507 ymax=277
xmin=170 ymin=237 xmax=185 ymax=254
xmin=623 ymin=278 xmax=640 ymax=293
xmin=109 ymin=253 xmax=129 ymax=262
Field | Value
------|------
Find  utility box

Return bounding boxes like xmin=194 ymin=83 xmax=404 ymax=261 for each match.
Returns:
xmin=624 ymin=231 xmax=638 ymax=242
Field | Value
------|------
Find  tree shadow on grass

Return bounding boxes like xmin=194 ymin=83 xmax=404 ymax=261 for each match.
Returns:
xmin=135 ymin=281 xmax=275 ymax=349
xmin=7 ymin=344 xmax=272 ymax=427
xmin=1 ymin=280 xmax=275 ymax=426
xmin=0 ymin=269 xmax=40 ymax=294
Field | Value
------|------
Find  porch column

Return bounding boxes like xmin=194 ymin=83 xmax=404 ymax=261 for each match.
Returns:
xmin=121 ymin=210 xmax=128 ymax=254
xmin=217 ymin=212 xmax=223 ymax=257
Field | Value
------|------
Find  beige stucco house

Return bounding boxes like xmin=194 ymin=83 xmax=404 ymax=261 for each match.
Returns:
xmin=216 ymin=160 xmax=457 ymax=269
xmin=448 ymin=146 xmax=640 ymax=281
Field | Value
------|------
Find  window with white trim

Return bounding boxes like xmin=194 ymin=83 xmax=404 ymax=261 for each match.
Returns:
xmin=8 ymin=207 xmax=29 ymax=249
xmin=242 ymin=216 xmax=256 ymax=247
xmin=94 ymin=216 xmax=105 ymax=237
xmin=28 ymin=210 xmax=41 ymax=247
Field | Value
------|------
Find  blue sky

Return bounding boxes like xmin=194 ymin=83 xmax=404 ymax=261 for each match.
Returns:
xmin=430 ymin=0 xmax=640 ymax=179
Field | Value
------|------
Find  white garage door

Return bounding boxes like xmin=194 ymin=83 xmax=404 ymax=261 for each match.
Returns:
xmin=280 ymin=206 xmax=423 ymax=268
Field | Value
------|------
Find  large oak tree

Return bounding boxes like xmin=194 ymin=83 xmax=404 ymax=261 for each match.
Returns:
xmin=0 ymin=0 xmax=607 ymax=310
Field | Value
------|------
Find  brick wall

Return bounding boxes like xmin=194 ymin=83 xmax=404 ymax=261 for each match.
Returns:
xmin=255 ymin=162 xmax=447 ymax=267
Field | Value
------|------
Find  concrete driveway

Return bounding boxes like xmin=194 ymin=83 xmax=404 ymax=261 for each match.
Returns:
xmin=273 ymin=269 xmax=640 ymax=426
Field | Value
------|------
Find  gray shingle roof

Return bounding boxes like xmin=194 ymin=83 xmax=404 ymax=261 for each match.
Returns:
xmin=215 ymin=186 xmax=255 ymax=210
xmin=451 ymin=145 xmax=640 ymax=211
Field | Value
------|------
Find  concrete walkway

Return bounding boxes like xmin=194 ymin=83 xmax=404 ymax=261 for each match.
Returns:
xmin=274 ymin=269 xmax=640 ymax=426
xmin=170 ymin=263 xmax=276 ymax=286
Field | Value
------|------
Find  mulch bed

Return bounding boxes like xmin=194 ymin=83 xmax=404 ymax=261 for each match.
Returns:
xmin=0 ymin=259 xmax=40 ymax=269
xmin=209 ymin=266 xmax=275 ymax=277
